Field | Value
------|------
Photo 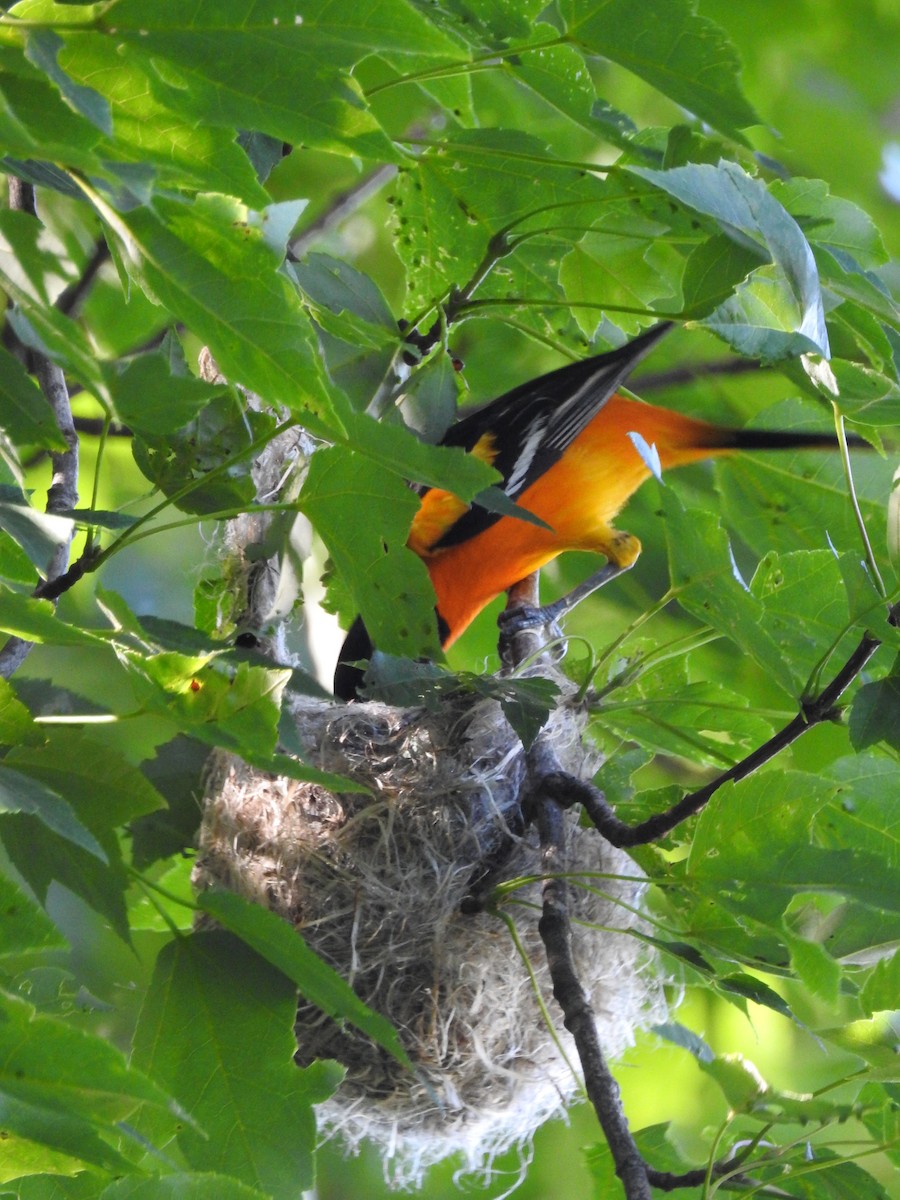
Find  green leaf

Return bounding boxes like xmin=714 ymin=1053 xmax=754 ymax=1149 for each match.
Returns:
xmin=5 ymin=727 xmax=166 ymax=829
xmin=782 ymin=929 xmax=841 ymax=1005
xmin=0 ymin=346 xmax=65 ymax=451
xmin=4 ymin=1171 xmax=110 ymax=1198
xmin=559 ymin=231 xmax=680 ymax=338
xmin=714 ymin=412 xmax=887 ymax=562
xmin=131 ymin=932 xmax=343 ymax=1193
xmin=0 ymin=590 xmax=104 ymax=648
xmin=0 ymin=532 xmax=38 ymax=589
xmin=849 ymin=676 xmax=900 ymax=752
xmin=0 ymin=872 xmax=67 ymax=957
xmin=749 ymin=549 xmax=853 ymax=693
xmin=132 ymin=394 xmax=275 ymax=515
xmin=652 ymin=1021 xmax=713 ymax=1060
xmin=560 ymin=0 xmax=760 ymax=141
xmin=103 ymin=343 xmax=224 ymax=436
xmin=101 ymin=0 xmax=458 ymax=59
xmin=506 ymin=37 xmax=604 ymax=139
xmin=83 ymin=0 xmax=450 ymax=161
xmin=680 ymin=232 xmax=761 ymax=316
xmin=0 ymin=677 xmax=43 ymax=748
xmin=0 ymin=765 xmax=106 ymax=861
xmin=0 ymin=990 xmax=177 ymax=1124
xmin=596 ymin=679 xmax=775 ymax=769
xmin=0 ymin=815 xmax=129 ymax=942
xmin=392 ymin=128 xmax=607 ymax=318
xmin=860 ymin=950 xmax=900 ymax=1018
xmin=697 ymin=1052 xmax=767 ymax=1111
xmin=122 ymin=653 xmax=289 ymax=759
xmin=817 ymin=247 xmax=900 ymax=328
xmin=291 ymin=252 xmax=395 ymax=331
xmin=826 ymin=359 xmax=900 ymax=426
xmin=662 ymin=487 xmax=797 ymax=696
xmin=818 ymin=1016 xmax=900 ymax=1079
xmin=51 ymin=34 xmax=271 ymax=206
xmin=91 ymin=194 xmax=343 ymax=437
xmin=688 ymin=771 xmax=900 ymax=916
xmin=771 ymin=177 xmax=888 ymax=270
xmin=817 ymin=755 xmax=900 ymax=872
xmin=0 ymin=1091 xmax=132 ymax=1176
xmin=197 ymin=889 xmax=412 ymax=1071
xmin=630 ymin=160 xmax=828 ymax=358
xmin=0 ymin=486 xmax=72 ymax=573
xmin=127 ymin=856 xmax=195 ymax=934
xmin=130 ymin=735 xmax=213 ymax=869
xmin=398 ymin=350 xmax=462 ymax=443
xmin=717 ymin=972 xmax=794 ymax=1020
xmin=0 ymin=211 xmax=109 ymax=399
xmin=24 ymin=30 xmax=111 ymax=135
xmin=299 ymin=445 xmax=442 ymax=662
xmin=344 ymin=408 xmax=499 ymax=497
xmin=0 ymin=70 xmax=106 ymax=181
xmin=101 ymin=1175 xmax=270 ymax=1200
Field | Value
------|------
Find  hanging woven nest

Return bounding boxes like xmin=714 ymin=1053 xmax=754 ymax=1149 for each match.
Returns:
xmin=192 ymin=359 xmax=664 ymax=1185
xmin=193 ymin=681 xmax=665 ymax=1188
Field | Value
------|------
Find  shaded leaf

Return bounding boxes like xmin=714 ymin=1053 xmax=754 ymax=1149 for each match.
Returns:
xmin=92 ymin=195 xmax=342 ymax=437
xmin=0 ymin=872 xmax=66 ymax=958
xmin=0 ymin=346 xmax=65 ymax=452
xmin=0 ymin=990 xmax=176 ymax=1124
xmin=24 ymin=30 xmax=111 ymax=135
xmin=0 ymin=486 xmax=72 ymax=574
xmin=197 ymin=889 xmax=412 ymax=1070
xmin=101 ymin=1175 xmax=269 ymax=1200
xmin=560 ymin=0 xmax=760 ymax=141
xmin=849 ymin=676 xmax=900 ymax=752
xmin=0 ymin=766 xmax=105 ymax=861
xmin=131 ymin=932 xmax=342 ymax=1193
xmin=300 ymin=445 xmax=442 ymax=662
xmin=0 ymin=590 xmax=104 ymax=648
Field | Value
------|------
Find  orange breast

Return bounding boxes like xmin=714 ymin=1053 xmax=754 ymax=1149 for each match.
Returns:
xmin=411 ymin=395 xmax=729 ymax=646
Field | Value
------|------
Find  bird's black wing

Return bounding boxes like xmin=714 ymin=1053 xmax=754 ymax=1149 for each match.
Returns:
xmin=428 ymin=321 xmax=673 ymax=551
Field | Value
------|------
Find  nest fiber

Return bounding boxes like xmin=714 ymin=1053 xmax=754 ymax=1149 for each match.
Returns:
xmin=194 ymin=689 xmax=663 ymax=1187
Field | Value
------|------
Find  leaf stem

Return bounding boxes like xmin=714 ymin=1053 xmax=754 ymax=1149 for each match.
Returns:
xmin=364 ymin=35 xmax=566 ymax=97
xmin=833 ymin=401 xmax=886 ymax=598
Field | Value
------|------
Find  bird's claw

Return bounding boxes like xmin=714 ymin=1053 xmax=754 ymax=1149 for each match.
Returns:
xmin=497 ymin=603 xmax=548 ymax=636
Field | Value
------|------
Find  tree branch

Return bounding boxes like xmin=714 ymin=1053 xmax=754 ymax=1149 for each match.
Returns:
xmin=494 ymin=577 xmax=651 ymax=1199
xmin=527 ymin=733 xmax=652 ymax=1200
xmin=545 ymin=616 xmax=891 ymax=847
xmin=497 ymin=580 xmax=896 ymax=1197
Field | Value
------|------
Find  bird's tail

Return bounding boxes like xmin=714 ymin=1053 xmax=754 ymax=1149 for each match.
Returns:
xmin=333 ymin=614 xmax=374 ymax=702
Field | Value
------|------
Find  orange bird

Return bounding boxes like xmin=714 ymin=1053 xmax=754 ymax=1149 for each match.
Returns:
xmin=335 ymin=323 xmax=854 ymax=699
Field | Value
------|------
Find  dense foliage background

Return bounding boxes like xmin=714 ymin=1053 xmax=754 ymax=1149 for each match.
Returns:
xmin=0 ymin=1 xmax=898 ymax=1198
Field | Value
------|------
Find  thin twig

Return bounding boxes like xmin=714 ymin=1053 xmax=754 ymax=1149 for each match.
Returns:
xmin=635 ymin=356 xmax=761 ymax=392
xmin=543 ymin=609 xmax=893 ymax=847
xmin=288 ymin=165 xmax=398 ymax=259
xmin=55 ymin=237 xmax=110 ymax=318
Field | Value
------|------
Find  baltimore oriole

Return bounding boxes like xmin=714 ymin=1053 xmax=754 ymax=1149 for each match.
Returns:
xmin=335 ymin=322 xmax=857 ymax=700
